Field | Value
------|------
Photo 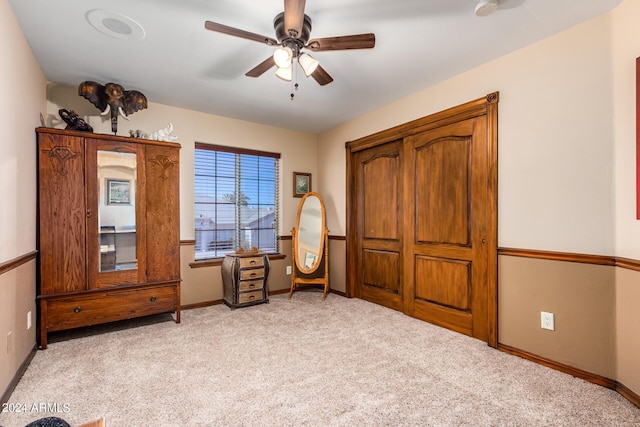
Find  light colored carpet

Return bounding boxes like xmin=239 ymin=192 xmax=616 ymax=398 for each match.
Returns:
xmin=1 ymin=292 xmax=639 ymax=427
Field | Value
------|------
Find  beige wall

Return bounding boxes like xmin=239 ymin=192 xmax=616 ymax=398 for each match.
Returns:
xmin=615 ymin=268 xmax=640 ymax=393
xmin=612 ymin=0 xmax=640 ymax=261
xmin=499 ymin=256 xmax=616 ymax=378
xmin=0 ymin=0 xmax=46 ymax=399
xmin=610 ymin=0 xmax=640 ymax=396
xmin=328 ymin=239 xmax=346 ymax=294
xmin=319 ymin=14 xmax=614 ymax=254
xmin=0 ymin=265 xmax=37 ymax=395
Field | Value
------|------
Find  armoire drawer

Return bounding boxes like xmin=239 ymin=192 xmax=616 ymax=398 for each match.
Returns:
xmin=44 ymin=285 xmax=178 ymax=332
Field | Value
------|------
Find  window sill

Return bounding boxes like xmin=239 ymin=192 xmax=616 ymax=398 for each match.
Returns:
xmin=189 ymin=253 xmax=286 ymax=269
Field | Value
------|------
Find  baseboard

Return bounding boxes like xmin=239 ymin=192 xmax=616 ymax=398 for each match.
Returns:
xmin=181 ymin=299 xmax=224 ymax=310
xmin=181 ymin=288 xmax=345 ymax=310
xmin=1 ymin=344 xmax=37 ymax=406
xmin=616 ymin=381 xmax=640 ymax=409
xmin=498 ymin=343 xmax=639 ymax=409
xmin=181 ymin=289 xmax=294 ymax=310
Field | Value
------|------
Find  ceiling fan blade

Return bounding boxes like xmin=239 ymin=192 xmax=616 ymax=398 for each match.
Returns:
xmin=205 ymin=21 xmax=278 ymax=46
xmin=284 ymin=0 xmax=306 ymax=37
xmin=245 ymin=56 xmax=276 ymax=78
xmin=311 ymin=65 xmax=333 ymax=86
xmin=307 ymin=33 xmax=376 ymax=51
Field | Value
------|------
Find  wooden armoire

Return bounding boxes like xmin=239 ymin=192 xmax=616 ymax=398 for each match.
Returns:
xmin=36 ymin=128 xmax=181 ymax=349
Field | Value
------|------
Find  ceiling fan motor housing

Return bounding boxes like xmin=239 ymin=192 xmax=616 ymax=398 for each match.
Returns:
xmin=274 ymin=12 xmax=312 ymax=51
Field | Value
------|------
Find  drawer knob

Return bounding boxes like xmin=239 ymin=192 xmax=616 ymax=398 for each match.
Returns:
xmin=250 ymin=260 xmax=257 ymax=265
xmin=74 ymin=307 xmax=82 ymax=313
xmin=150 ymin=296 xmax=157 ymax=302
xmin=249 ymin=295 xmax=255 ymax=300
xmin=249 ymin=283 xmax=255 ymax=288
xmin=250 ymin=273 xmax=257 ymax=278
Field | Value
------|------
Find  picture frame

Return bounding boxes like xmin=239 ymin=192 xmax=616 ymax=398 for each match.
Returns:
xmin=106 ymin=179 xmax=131 ymax=205
xmin=293 ymin=172 xmax=311 ymax=198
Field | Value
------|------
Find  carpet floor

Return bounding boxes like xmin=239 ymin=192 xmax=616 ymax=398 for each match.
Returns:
xmin=1 ymin=292 xmax=639 ymax=426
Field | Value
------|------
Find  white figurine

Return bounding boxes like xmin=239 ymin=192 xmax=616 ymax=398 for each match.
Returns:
xmin=148 ymin=122 xmax=177 ymax=142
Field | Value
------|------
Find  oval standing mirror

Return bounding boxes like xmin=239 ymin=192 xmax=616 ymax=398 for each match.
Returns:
xmin=295 ymin=192 xmax=325 ymax=273
xmin=289 ymin=192 xmax=329 ymax=300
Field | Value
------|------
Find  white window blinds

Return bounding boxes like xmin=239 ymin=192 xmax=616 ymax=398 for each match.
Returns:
xmin=194 ymin=143 xmax=280 ymax=259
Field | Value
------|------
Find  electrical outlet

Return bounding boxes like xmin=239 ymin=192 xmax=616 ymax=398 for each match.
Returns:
xmin=6 ymin=331 xmax=13 ymax=354
xmin=286 ymin=265 xmax=292 ymax=275
xmin=541 ymin=311 xmax=555 ymax=331
xmin=27 ymin=311 xmax=32 ymax=330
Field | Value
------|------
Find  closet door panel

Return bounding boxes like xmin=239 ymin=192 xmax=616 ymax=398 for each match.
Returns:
xmin=362 ymin=250 xmax=400 ymax=294
xmin=408 ymin=117 xmax=489 ymax=340
xmin=414 ymin=137 xmax=470 ymax=246
xmin=414 ymin=256 xmax=471 ymax=310
xmin=355 ymin=141 xmax=404 ymax=311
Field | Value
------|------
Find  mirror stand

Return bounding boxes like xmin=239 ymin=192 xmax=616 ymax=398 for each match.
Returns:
xmin=288 ymin=191 xmax=329 ymax=300
xmin=289 ymin=226 xmax=329 ymax=300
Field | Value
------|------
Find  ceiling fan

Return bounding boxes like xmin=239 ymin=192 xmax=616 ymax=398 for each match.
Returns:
xmin=204 ymin=0 xmax=375 ymax=86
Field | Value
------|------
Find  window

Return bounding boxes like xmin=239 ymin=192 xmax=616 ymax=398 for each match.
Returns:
xmin=194 ymin=143 xmax=280 ymax=260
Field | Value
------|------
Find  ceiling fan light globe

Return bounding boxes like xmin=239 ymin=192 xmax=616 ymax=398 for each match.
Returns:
xmin=273 ymin=47 xmax=293 ymax=68
xmin=275 ymin=64 xmax=293 ymax=82
xmin=299 ymin=53 xmax=319 ymax=77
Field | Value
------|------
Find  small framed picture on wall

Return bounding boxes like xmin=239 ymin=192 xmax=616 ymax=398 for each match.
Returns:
xmin=293 ymin=172 xmax=311 ymax=197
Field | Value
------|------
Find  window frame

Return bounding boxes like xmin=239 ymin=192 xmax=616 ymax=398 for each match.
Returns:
xmin=194 ymin=142 xmax=281 ymax=262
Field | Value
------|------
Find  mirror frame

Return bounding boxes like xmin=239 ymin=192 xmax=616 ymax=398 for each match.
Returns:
xmin=293 ymin=191 xmax=326 ymax=275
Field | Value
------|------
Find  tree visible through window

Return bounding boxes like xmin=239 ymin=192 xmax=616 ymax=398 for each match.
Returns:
xmin=194 ymin=143 xmax=280 ymax=260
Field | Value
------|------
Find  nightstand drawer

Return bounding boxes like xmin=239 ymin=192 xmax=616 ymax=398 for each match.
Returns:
xmin=239 ymin=279 xmax=264 ymax=291
xmin=238 ymin=290 xmax=263 ymax=304
xmin=239 ymin=268 xmax=265 ymax=281
xmin=239 ymin=256 xmax=264 ymax=269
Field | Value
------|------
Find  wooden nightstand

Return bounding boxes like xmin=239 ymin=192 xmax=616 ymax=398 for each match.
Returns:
xmin=221 ymin=252 xmax=270 ymax=308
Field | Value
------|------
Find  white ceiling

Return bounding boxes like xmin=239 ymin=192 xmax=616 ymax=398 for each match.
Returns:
xmin=9 ymin=0 xmax=621 ymax=134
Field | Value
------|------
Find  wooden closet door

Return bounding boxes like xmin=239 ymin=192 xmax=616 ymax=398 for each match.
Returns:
xmin=347 ymin=94 xmax=498 ymax=346
xmin=353 ymin=140 xmax=404 ymax=312
xmin=405 ymin=116 xmax=490 ymax=341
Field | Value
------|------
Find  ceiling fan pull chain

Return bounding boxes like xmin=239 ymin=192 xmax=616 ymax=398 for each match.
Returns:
xmin=291 ymin=60 xmax=298 ymax=100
